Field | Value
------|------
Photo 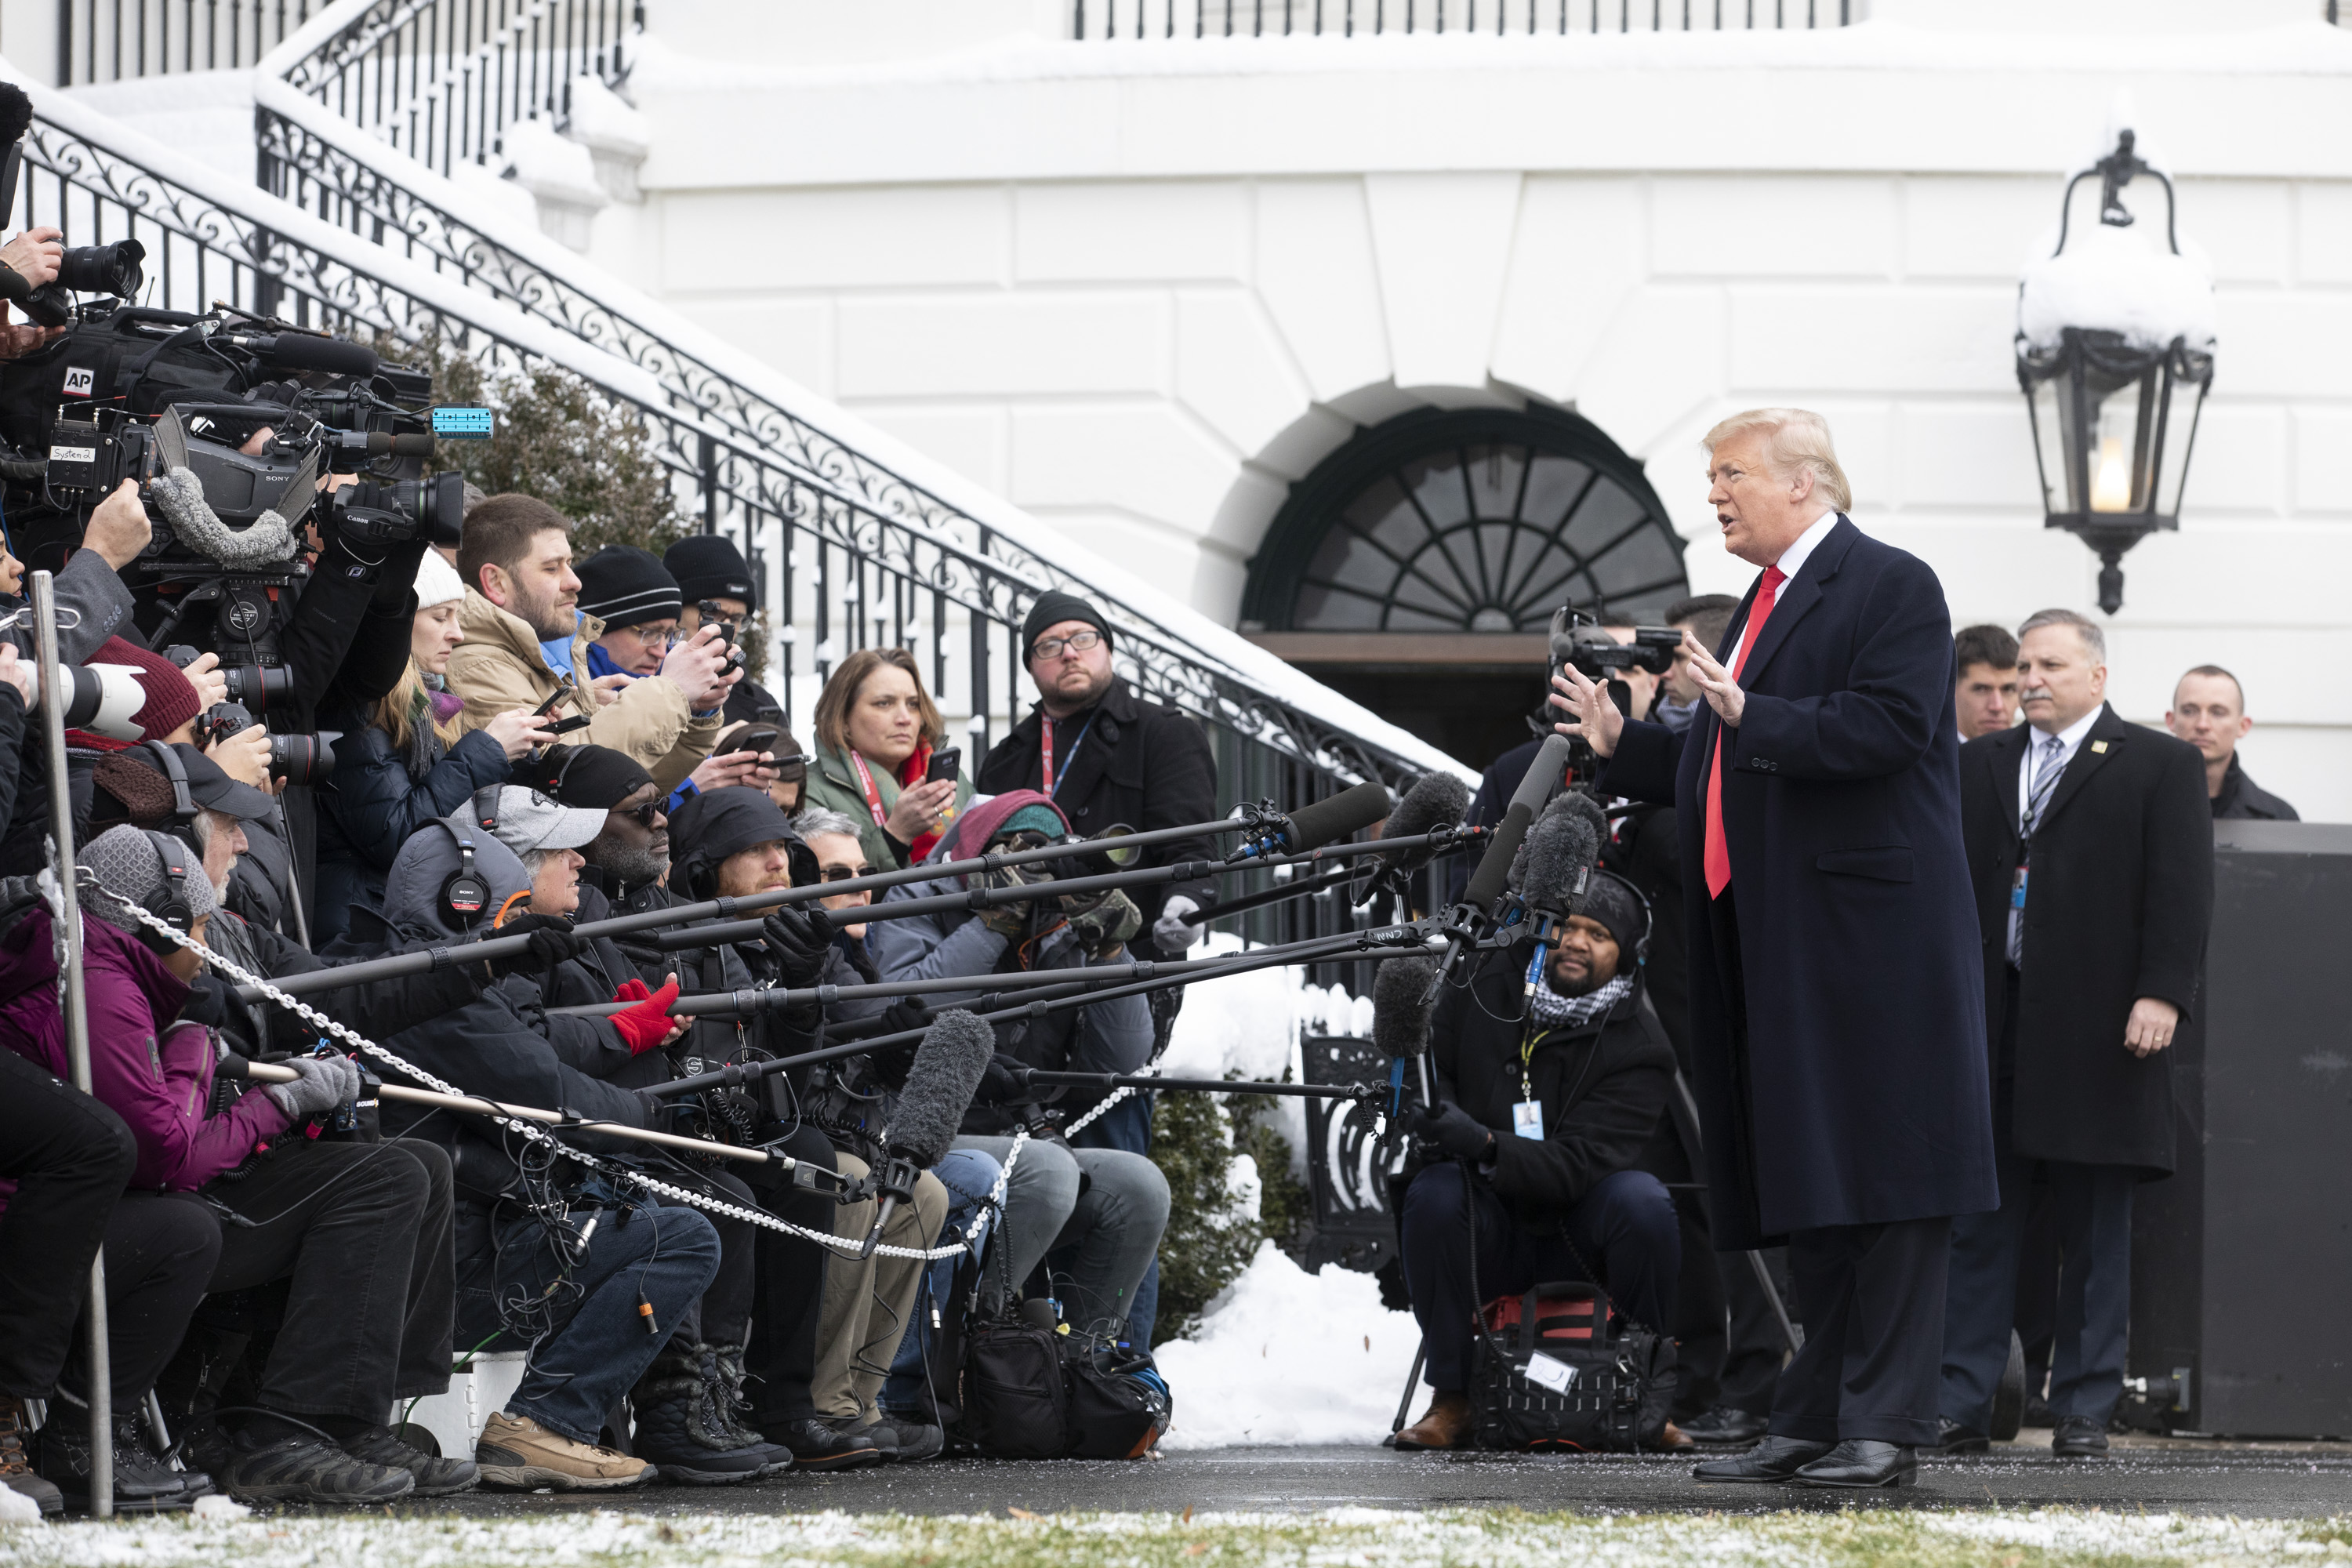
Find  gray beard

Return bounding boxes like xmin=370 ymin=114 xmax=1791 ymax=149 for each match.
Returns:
xmin=590 ymin=840 xmax=670 ymax=894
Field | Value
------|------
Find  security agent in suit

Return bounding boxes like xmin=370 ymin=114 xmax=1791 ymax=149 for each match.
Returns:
xmin=1390 ymin=871 xmax=1681 ymax=1452
xmin=1939 ymin=611 xmax=2212 ymax=1458
xmin=1554 ymin=409 xmax=1997 ymax=1490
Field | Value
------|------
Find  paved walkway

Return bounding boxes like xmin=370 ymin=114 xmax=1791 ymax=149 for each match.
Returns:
xmin=436 ymin=1434 xmax=2352 ymax=1520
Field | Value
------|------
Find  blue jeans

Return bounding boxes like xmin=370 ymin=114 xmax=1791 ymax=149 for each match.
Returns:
xmin=459 ymin=1196 xmax=720 ymax=1446
xmin=1069 ymin=1092 xmax=1159 ymax=1347
xmin=1400 ymin=1162 xmax=1680 ymax=1394
xmin=880 ymin=1148 xmax=1002 ymax=1417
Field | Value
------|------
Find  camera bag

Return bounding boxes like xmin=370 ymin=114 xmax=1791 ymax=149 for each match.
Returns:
xmin=957 ymin=1317 xmax=1173 ymax=1461
xmin=1467 ymin=1278 xmax=1675 ymax=1453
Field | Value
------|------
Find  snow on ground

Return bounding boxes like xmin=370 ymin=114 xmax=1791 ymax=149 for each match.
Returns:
xmin=1153 ymin=1240 xmax=1421 ymax=1450
xmin=0 ymin=1506 xmax=2343 ymax=1568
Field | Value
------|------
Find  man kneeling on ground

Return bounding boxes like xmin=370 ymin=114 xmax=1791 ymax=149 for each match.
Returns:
xmin=1393 ymin=869 xmax=1682 ymax=1451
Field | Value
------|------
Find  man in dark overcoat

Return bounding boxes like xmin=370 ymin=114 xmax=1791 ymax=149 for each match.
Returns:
xmin=1939 ymin=610 xmax=2212 ymax=1458
xmin=1552 ymin=407 xmax=1996 ymax=1490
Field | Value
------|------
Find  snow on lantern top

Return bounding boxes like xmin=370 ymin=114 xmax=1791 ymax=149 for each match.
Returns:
xmin=2017 ymin=128 xmax=2216 ymax=356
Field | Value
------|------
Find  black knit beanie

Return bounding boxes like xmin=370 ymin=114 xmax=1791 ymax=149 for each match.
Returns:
xmin=515 ymin=743 xmax=655 ymax=809
xmin=1020 ymin=590 xmax=1112 ymax=662
xmin=576 ymin=546 xmax=681 ymax=632
xmin=1577 ymin=870 xmax=1649 ymax=958
xmin=664 ymin=535 xmax=759 ymax=615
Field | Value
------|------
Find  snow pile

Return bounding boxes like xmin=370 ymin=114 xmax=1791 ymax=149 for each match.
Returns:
xmin=565 ymin=74 xmax=650 ymax=157
xmin=2018 ymin=219 xmax=2216 ymax=354
xmin=498 ymin=114 xmax=604 ymax=208
xmin=445 ymin=157 xmax=539 ymax=229
xmin=188 ymin=1494 xmax=250 ymax=1521
xmin=0 ymin=1481 xmax=40 ymax=1523
xmin=1154 ymin=1241 xmax=1421 ymax=1450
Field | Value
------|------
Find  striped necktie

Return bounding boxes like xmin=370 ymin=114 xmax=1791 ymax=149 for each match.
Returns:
xmin=2008 ymin=733 xmax=2069 ymax=966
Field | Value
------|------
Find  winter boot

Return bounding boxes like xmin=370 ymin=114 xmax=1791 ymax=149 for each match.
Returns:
xmin=627 ymin=1349 xmax=771 ymax=1486
xmin=0 ymin=1395 xmax=62 ymax=1517
xmin=36 ymin=1410 xmax=203 ymax=1512
xmin=338 ymin=1424 xmax=478 ymax=1496
xmin=699 ymin=1345 xmax=791 ymax=1477
xmin=474 ymin=1413 xmax=652 ymax=1492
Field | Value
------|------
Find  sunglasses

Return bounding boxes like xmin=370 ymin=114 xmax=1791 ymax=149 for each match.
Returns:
xmin=615 ymin=801 xmax=664 ymax=829
xmin=819 ymin=864 xmax=875 ymax=884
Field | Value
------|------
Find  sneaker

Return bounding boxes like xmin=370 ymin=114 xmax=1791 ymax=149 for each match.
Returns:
xmin=218 ymin=1432 xmax=414 ymax=1505
xmin=762 ymin=1417 xmax=883 ymax=1472
xmin=630 ymin=1353 xmax=772 ymax=1486
xmin=339 ymin=1425 xmax=477 ymax=1496
xmin=36 ymin=1413 xmax=203 ymax=1512
xmin=0 ymin=1394 xmax=63 ymax=1517
xmin=825 ymin=1412 xmax=899 ymax=1462
xmin=474 ymin=1412 xmax=653 ymax=1493
xmin=865 ymin=1410 xmax=944 ymax=1462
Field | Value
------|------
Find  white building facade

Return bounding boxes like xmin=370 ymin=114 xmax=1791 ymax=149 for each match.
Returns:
xmin=552 ymin=0 xmax=2350 ymax=818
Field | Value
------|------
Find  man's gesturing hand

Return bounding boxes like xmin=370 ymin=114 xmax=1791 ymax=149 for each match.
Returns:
xmin=2125 ymin=996 xmax=2179 ymax=1058
xmin=1549 ymin=662 xmax=1624 ymax=757
xmin=1679 ymin=629 xmax=1748 ymax=729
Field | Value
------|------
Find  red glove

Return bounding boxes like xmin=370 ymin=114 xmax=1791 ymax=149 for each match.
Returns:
xmin=611 ymin=978 xmax=679 ymax=1054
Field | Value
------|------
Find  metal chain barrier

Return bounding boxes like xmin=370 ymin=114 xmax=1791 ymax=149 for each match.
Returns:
xmin=75 ymin=872 xmax=1022 ymax=1263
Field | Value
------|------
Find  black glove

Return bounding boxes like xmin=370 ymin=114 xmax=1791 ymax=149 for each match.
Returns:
xmin=485 ymin=913 xmax=585 ymax=978
xmin=975 ymin=1052 xmax=1029 ymax=1105
xmin=367 ymin=535 xmax=432 ymax=615
xmin=1399 ymin=1100 xmax=1495 ymax=1163
xmin=760 ymin=908 xmax=828 ymax=988
xmin=864 ymin=996 xmax=931 ymax=1084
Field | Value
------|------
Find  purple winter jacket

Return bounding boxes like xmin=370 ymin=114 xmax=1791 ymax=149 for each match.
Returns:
xmin=0 ymin=908 xmax=288 ymax=1210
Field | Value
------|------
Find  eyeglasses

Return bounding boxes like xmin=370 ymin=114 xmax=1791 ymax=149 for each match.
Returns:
xmin=819 ymin=865 xmax=874 ymax=884
xmin=1029 ymin=628 xmax=1102 ymax=662
xmin=615 ymin=624 xmax=682 ymax=648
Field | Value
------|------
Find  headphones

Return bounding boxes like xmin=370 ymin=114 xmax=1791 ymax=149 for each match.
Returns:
xmin=139 ymin=742 xmax=197 ymax=828
xmin=139 ymin=830 xmax=197 ymax=954
xmin=437 ymin=820 xmax=492 ymax=931
xmin=1588 ymin=867 xmax=1655 ymax=967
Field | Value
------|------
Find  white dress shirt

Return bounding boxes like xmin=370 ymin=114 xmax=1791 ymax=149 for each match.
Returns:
xmin=1767 ymin=508 xmax=1842 ymax=586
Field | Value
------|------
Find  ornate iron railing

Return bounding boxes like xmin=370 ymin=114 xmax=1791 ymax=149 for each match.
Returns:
xmin=271 ymin=0 xmax=640 ymax=176
xmin=56 ymin=0 xmax=321 ymax=85
xmin=1074 ymin=0 xmax=1849 ymax=36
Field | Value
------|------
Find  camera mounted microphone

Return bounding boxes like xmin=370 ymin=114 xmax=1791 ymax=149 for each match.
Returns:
xmin=858 ymin=1010 xmax=996 ymax=1259
xmin=1508 ymin=789 xmax=1606 ymax=927
xmin=1225 ymin=779 xmax=1390 ymax=863
xmin=216 ymin=330 xmax=382 ymax=380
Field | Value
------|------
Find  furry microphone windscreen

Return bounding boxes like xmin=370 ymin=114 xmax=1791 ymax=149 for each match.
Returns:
xmin=1509 ymin=790 xmax=1603 ymax=917
xmin=1371 ymin=953 xmax=1439 ymax=1059
xmin=1378 ymin=771 xmax=1470 ymax=876
xmin=0 ymin=85 xmax=31 ymax=149
xmin=884 ymin=1009 xmax=998 ymax=1167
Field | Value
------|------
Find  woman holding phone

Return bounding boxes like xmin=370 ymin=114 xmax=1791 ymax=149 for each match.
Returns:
xmin=314 ymin=551 xmax=554 ymax=941
xmin=802 ymin=648 xmax=971 ymax=871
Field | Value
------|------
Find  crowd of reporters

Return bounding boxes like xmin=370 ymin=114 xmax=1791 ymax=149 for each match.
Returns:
xmin=0 ymin=465 xmax=1212 ymax=1512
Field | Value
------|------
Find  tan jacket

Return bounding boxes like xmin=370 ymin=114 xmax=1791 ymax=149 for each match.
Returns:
xmin=445 ymin=589 xmax=718 ymax=791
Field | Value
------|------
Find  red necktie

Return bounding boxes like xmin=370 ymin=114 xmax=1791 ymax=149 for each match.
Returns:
xmin=1703 ymin=564 xmax=1786 ymax=899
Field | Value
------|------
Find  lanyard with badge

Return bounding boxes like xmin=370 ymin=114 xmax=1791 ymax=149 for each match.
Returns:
xmin=1513 ymin=1018 xmax=1552 ymax=1142
xmin=1039 ymin=711 xmax=1096 ymax=797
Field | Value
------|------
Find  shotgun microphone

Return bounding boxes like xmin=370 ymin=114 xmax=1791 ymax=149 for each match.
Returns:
xmin=1226 ymin=780 xmax=1390 ymax=862
xmin=1420 ymin=733 xmax=1573 ymax=1010
xmin=858 ymin=1011 xmax=996 ymax=1259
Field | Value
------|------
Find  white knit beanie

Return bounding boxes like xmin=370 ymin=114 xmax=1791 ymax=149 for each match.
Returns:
xmin=414 ymin=549 xmax=466 ymax=611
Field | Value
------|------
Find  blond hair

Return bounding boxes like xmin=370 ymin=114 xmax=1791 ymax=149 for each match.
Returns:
xmin=368 ymin=659 xmax=461 ymax=754
xmin=1702 ymin=408 xmax=1853 ymax=513
xmin=813 ymin=647 xmax=946 ymax=757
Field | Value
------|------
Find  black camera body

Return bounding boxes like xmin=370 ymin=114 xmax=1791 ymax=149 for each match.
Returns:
xmin=1550 ymin=608 xmax=1680 ymax=682
xmin=201 ymin=699 xmax=337 ymax=787
xmin=19 ymin=238 xmax=145 ymax=328
xmin=697 ymin=599 xmax=749 ymax=673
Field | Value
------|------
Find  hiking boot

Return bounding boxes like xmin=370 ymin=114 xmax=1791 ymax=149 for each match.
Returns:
xmin=0 ymin=1394 xmax=63 ymax=1517
xmin=474 ymin=1412 xmax=653 ymax=1493
xmin=1393 ymin=1391 xmax=1473 ymax=1451
xmin=628 ymin=1350 xmax=774 ymax=1486
xmin=703 ymin=1345 xmax=792 ymax=1477
xmin=339 ymin=1425 xmax=477 ymax=1496
xmin=865 ymin=1410 xmax=944 ymax=1462
xmin=36 ymin=1411 xmax=201 ymax=1512
xmin=761 ymin=1417 xmax=883 ymax=1472
xmin=217 ymin=1432 xmax=414 ymax=1505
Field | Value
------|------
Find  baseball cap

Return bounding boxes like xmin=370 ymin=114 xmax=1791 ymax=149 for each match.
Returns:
xmin=474 ymin=786 xmax=607 ymax=861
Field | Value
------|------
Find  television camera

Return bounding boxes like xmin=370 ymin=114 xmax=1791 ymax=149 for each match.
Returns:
xmin=1548 ymin=606 xmax=1682 ymax=778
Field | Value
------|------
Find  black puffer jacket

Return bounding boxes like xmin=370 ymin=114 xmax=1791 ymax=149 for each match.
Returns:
xmin=1427 ymin=937 xmax=1675 ymax=1235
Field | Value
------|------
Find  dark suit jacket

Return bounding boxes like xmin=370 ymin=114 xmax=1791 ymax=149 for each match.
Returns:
xmin=1599 ymin=517 xmax=1996 ymax=1247
xmin=976 ymin=675 xmax=1218 ymax=935
xmin=1958 ymin=704 xmax=2212 ymax=1173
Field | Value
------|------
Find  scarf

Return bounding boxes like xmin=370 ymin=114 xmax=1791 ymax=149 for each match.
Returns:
xmin=1525 ymin=970 xmax=1632 ymax=1031
xmin=584 ymin=641 xmax=632 ymax=682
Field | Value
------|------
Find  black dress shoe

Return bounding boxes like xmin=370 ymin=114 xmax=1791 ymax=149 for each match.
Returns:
xmin=1679 ymin=1406 xmax=1772 ymax=1446
xmin=2050 ymin=1415 xmax=2110 ymax=1457
xmin=760 ymin=1418 xmax=883 ymax=1472
xmin=1790 ymin=1439 xmax=1917 ymax=1489
xmin=1692 ymin=1435 xmax=1833 ymax=1483
xmin=1935 ymin=1417 xmax=1990 ymax=1454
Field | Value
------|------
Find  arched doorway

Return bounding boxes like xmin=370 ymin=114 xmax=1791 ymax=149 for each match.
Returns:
xmin=1241 ymin=405 xmax=1688 ymax=767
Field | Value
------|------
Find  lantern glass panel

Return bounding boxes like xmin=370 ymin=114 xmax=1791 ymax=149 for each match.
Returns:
xmin=2028 ymin=373 xmax=2069 ymax=516
xmin=2155 ymin=364 xmax=2206 ymax=518
xmin=2086 ymin=365 xmax=2158 ymax=517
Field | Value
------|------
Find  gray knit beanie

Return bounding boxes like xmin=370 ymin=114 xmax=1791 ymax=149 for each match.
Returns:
xmin=79 ymin=824 xmax=217 ymax=936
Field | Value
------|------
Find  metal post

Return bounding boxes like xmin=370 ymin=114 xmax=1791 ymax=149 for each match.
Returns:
xmin=32 ymin=570 xmax=111 ymax=1518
